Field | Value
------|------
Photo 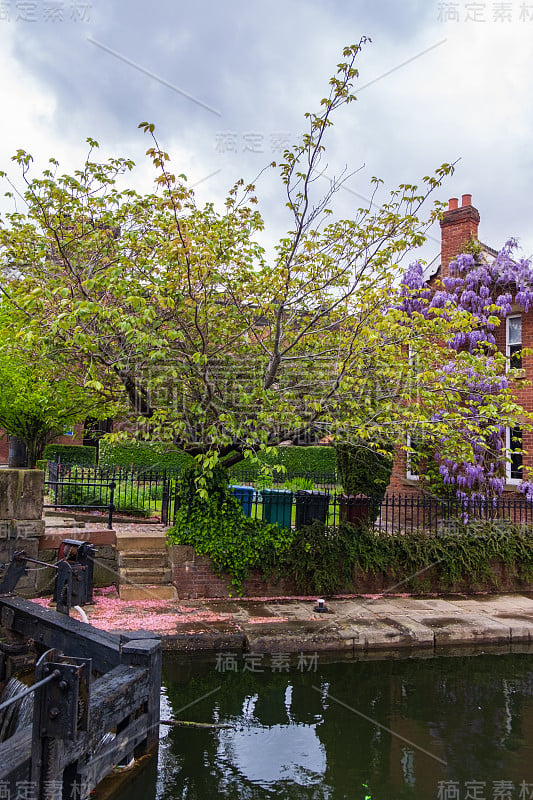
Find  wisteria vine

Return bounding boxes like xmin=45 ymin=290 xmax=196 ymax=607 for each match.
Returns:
xmin=399 ymin=239 xmax=533 ymax=502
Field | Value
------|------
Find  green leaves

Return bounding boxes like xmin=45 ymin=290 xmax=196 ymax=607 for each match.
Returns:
xmin=0 ymin=41 xmax=516 ymax=484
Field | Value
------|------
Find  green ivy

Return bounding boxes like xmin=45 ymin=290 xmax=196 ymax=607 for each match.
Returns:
xmin=166 ymin=463 xmax=296 ymax=593
xmin=267 ymin=519 xmax=533 ymax=595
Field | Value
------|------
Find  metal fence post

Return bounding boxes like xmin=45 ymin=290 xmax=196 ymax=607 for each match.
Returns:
xmin=108 ymin=481 xmax=116 ymax=530
xmin=161 ymin=479 xmax=169 ymax=526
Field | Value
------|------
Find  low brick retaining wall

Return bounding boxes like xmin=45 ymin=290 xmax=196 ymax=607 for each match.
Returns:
xmin=170 ymin=545 xmax=533 ymax=599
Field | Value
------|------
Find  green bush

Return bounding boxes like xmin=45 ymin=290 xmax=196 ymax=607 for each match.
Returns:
xmin=268 ymin=519 xmax=533 ymax=595
xmin=335 ymin=442 xmax=393 ymax=497
xmin=99 ymin=440 xmax=192 ymax=472
xmin=167 ymin=463 xmax=296 ymax=593
xmin=35 ymin=459 xmax=47 ymax=472
xmin=42 ymin=444 xmax=97 ymax=466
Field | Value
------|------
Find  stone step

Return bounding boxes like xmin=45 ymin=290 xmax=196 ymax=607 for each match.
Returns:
xmin=116 ymin=535 xmax=167 ymax=553
xmin=119 ymin=553 xmax=168 ymax=569
xmin=119 ymin=584 xmax=177 ymax=601
xmin=44 ymin=516 xmax=86 ymax=529
xmin=120 ymin=567 xmax=172 ymax=584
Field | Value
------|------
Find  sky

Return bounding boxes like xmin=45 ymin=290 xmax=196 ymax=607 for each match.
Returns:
xmin=1 ymin=0 xmax=532 ymax=270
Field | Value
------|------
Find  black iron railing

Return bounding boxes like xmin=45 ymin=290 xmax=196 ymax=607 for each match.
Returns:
xmin=42 ymin=460 xmax=533 ymax=532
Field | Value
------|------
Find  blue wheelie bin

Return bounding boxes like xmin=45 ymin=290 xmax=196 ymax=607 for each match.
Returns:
xmin=229 ymin=485 xmax=254 ymax=517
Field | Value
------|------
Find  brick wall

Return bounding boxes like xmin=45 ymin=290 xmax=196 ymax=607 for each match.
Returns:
xmin=170 ymin=545 xmax=299 ymax=599
xmin=386 ymin=449 xmax=425 ymax=496
xmin=170 ymin=545 xmax=533 ymax=598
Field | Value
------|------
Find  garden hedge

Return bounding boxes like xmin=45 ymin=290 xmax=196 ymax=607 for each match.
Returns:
xmin=42 ymin=444 xmax=97 ymax=466
xmin=261 ymin=445 xmax=335 ymax=473
xmin=98 ymin=440 xmax=193 ymax=471
xmin=99 ymin=442 xmax=336 ymax=475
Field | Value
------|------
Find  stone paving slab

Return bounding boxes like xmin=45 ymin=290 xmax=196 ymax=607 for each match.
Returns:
xmin=198 ymin=593 xmax=533 ymax=653
xmin=447 ymin=595 xmax=533 ymax=613
xmin=61 ymin=590 xmax=533 ymax=654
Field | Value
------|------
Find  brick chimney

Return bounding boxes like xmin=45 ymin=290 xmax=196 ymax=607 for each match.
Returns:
xmin=439 ymin=194 xmax=480 ymax=278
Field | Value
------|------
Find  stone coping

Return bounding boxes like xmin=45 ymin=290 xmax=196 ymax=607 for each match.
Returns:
xmin=39 ymin=590 xmax=533 ymax=655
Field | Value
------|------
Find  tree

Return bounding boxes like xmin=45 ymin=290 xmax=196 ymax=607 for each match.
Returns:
xmin=0 ymin=322 xmax=109 ymax=466
xmin=0 ymin=40 xmax=526 ymax=480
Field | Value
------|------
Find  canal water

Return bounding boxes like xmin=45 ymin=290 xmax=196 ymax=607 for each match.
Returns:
xmin=119 ymin=648 xmax=533 ymax=800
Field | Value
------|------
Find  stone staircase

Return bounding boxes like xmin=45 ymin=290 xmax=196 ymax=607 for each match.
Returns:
xmin=115 ymin=525 xmax=176 ymax=601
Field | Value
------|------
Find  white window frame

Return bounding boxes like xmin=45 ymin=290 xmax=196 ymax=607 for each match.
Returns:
xmin=406 ymin=433 xmax=419 ymax=481
xmin=506 ymin=315 xmax=522 ymax=371
xmin=506 ymin=426 xmax=523 ymax=484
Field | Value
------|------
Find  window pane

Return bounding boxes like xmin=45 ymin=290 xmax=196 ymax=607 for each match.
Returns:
xmin=510 ymin=426 xmax=523 ymax=480
xmin=510 ymin=344 xmax=522 ymax=370
xmin=508 ymin=316 xmax=522 ymax=346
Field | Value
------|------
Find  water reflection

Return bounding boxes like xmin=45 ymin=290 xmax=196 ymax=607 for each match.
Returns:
xmin=116 ymin=650 xmax=533 ymax=800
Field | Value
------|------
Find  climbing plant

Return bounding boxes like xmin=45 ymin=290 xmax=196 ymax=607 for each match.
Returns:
xmin=267 ymin=520 xmax=533 ymax=595
xmin=399 ymin=239 xmax=533 ymax=501
xmin=166 ymin=463 xmax=296 ymax=593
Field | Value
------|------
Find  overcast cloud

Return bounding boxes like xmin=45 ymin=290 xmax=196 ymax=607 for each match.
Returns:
xmin=1 ymin=0 xmax=532 ymax=267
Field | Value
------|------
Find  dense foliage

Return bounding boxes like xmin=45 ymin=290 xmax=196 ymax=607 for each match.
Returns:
xmin=42 ymin=443 xmax=97 ymax=466
xmin=400 ymin=239 xmax=533 ymax=500
xmin=166 ymin=463 xmax=296 ymax=592
xmin=267 ymin=520 xmax=533 ymax=595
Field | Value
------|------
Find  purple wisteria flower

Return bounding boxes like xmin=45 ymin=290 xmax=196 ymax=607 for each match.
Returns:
xmin=399 ymin=240 xmax=533 ymax=501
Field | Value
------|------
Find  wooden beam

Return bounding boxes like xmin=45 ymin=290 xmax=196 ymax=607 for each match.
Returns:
xmin=0 ymin=596 xmax=121 ymax=673
xmin=0 ymin=727 xmax=31 ymax=780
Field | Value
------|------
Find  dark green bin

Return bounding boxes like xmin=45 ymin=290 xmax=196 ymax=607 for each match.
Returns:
xmin=260 ymin=488 xmax=293 ymax=528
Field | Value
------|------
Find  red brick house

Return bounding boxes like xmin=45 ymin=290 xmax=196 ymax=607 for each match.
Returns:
xmin=387 ymin=193 xmax=533 ymax=496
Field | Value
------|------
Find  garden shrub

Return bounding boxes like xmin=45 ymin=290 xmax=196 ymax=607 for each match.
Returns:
xmin=98 ymin=440 xmax=192 ymax=472
xmin=269 ymin=519 xmax=533 ymax=595
xmin=335 ymin=441 xmax=393 ymax=497
xmin=167 ymin=463 xmax=296 ymax=593
xmin=43 ymin=444 xmax=97 ymax=466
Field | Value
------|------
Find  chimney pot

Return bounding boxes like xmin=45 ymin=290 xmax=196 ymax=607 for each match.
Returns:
xmin=449 ymin=198 xmax=458 ymax=210
xmin=461 ymin=193 xmax=472 ymax=207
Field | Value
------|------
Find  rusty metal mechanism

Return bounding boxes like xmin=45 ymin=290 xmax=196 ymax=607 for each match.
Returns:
xmin=0 ymin=539 xmax=96 ymax=617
